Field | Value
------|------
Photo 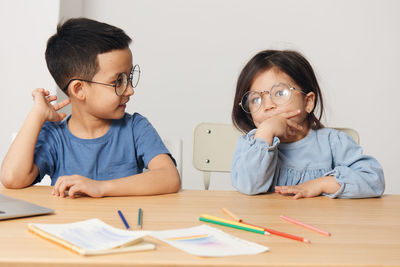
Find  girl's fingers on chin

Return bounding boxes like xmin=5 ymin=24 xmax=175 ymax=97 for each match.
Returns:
xmin=285 ymin=109 xmax=301 ymax=118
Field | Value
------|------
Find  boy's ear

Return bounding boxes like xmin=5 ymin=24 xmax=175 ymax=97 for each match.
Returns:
xmin=305 ymin=92 xmax=315 ymax=114
xmin=69 ymin=80 xmax=85 ymax=100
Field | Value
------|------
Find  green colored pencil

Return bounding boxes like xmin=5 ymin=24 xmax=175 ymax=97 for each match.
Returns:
xmin=199 ymin=217 xmax=266 ymax=235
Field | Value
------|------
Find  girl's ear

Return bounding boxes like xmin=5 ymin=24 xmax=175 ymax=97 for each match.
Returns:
xmin=69 ymin=80 xmax=85 ymax=101
xmin=304 ymin=92 xmax=315 ymax=114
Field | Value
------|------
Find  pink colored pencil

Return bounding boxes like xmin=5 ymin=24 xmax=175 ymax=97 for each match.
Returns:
xmin=280 ymin=215 xmax=331 ymax=237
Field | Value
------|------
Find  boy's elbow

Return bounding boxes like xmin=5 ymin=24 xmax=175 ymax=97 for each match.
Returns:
xmin=169 ymin=172 xmax=181 ymax=193
xmin=0 ymin=168 xmax=32 ymax=189
xmin=1 ymin=170 xmax=21 ymax=189
xmin=161 ymin=168 xmax=180 ymax=194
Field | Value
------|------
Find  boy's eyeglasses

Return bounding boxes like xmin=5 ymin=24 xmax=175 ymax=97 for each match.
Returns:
xmin=62 ymin=64 xmax=140 ymax=96
xmin=239 ymin=82 xmax=305 ymax=114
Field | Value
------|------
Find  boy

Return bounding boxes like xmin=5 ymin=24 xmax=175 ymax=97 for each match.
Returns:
xmin=0 ymin=18 xmax=180 ymax=197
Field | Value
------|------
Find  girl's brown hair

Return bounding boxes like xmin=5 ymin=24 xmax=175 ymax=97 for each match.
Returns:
xmin=232 ymin=50 xmax=324 ymax=133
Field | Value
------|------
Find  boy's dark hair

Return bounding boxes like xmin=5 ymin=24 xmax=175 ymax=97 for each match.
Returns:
xmin=232 ymin=50 xmax=324 ymax=133
xmin=45 ymin=17 xmax=132 ymax=95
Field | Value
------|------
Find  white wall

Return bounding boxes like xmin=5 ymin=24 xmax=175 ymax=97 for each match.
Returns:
xmin=0 ymin=0 xmax=60 ymax=182
xmin=1 ymin=0 xmax=399 ymax=194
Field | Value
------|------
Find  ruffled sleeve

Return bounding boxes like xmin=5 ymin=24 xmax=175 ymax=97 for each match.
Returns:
xmin=230 ymin=129 xmax=280 ymax=195
xmin=323 ymin=130 xmax=385 ymax=198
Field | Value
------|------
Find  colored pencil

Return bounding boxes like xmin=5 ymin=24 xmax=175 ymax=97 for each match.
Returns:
xmin=280 ymin=215 xmax=331 ymax=237
xmin=222 ymin=208 xmax=242 ymax=222
xmin=199 ymin=217 xmax=267 ymax=235
xmin=222 ymin=208 xmax=310 ymax=243
xmin=117 ymin=210 xmax=130 ymax=230
xmin=138 ymin=208 xmax=143 ymax=230
xmin=201 ymin=214 xmax=269 ymax=234
xmin=242 ymin=221 xmax=310 ymax=243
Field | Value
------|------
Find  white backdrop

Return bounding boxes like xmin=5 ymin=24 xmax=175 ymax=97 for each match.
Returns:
xmin=1 ymin=0 xmax=399 ymax=193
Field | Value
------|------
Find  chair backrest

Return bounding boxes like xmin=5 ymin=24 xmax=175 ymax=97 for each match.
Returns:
xmin=192 ymin=123 xmax=359 ymax=190
xmin=334 ymin=128 xmax=360 ymax=144
xmin=163 ymin=138 xmax=183 ymax=179
xmin=192 ymin=123 xmax=241 ymax=190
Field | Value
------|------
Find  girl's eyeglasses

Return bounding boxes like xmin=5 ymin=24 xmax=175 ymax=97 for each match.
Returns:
xmin=239 ymin=82 xmax=305 ymax=114
xmin=63 ymin=64 xmax=140 ymax=96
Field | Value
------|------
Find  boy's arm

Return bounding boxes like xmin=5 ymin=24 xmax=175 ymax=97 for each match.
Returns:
xmin=102 ymin=154 xmax=180 ymax=196
xmin=52 ymin=154 xmax=180 ymax=197
xmin=0 ymin=89 xmax=70 ymax=188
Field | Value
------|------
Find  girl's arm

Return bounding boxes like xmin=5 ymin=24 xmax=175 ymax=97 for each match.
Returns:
xmin=323 ymin=130 xmax=385 ymax=198
xmin=230 ymin=130 xmax=279 ymax=195
xmin=275 ymin=130 xmax=384 ymax=199
xmin=275 ymin=176 xmax=340 ymax=199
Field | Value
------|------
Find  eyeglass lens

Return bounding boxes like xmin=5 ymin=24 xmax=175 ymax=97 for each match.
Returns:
xmin=241 ymin=83 xmax=293 ymax=113
xmin=115 ymin=64 xmax=141 ymax=96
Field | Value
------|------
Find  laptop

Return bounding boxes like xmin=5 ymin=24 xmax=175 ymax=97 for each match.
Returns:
xmin=0 ymin=193 xmax=54 ymax=221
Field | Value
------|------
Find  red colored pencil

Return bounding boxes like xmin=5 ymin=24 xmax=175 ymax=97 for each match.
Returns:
xmin=242 ymin=221 xmax=310 ymax=243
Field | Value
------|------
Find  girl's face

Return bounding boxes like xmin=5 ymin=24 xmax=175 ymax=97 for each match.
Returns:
xmin=249 ymin=67 xmax=315 ymax=128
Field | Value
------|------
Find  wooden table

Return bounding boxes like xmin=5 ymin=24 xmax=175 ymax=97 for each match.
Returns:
xmin=0 ymin=186 xmax=399 ymax=266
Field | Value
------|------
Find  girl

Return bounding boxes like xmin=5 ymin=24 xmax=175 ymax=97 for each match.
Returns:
xmin=231 ymin=50 xmax=384 ymax=199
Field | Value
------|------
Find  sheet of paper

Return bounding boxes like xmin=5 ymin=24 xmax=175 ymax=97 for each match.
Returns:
xmin=150 ymin=224 xmax=268 ymax=257
xmin=29 ymin=218 xmax=151 ymax=251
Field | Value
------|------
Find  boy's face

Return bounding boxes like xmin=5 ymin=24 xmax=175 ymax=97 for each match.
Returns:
xmin=83 ymin=48 xmax=134 ymax=120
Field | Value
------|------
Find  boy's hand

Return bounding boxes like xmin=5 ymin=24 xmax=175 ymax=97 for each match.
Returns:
xmin=275 ymin=176 xmax=341 ymax=199
xmin=52 ymin=175 xmax=104 ymax=198
xmin=255 ymin=110 xmax=303 ymax=144
xmin=32 ymin=88 xmax=71 ymax=122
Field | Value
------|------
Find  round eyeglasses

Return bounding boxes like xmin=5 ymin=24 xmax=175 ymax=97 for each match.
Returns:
xmin=239 ymin=82 xmax=305 ymax=114
xmin=62 ymin=64 xmax=141 ymax=96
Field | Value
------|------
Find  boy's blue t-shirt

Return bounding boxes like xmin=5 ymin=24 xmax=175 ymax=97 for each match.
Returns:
xmin=33 ymin=113 xmax=173 ymax=185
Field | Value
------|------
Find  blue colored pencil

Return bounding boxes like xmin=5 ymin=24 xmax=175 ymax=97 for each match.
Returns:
xmin=117 ymin=210 xmax=130 ymax=229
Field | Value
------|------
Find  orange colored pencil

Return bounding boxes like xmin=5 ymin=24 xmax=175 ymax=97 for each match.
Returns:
xmin=222 ymin=208 xmax=242 ymax=222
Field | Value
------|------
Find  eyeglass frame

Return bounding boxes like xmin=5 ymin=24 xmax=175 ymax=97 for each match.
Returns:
xmin=239 ymin=82 xmax=305 ymax=114
xmin=62 ymin=64 xmax=141 ymax=96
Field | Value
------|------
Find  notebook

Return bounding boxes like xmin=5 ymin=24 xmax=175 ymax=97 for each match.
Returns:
xmin=28 ymin=218 xmax=155 ymax=255
xmin=0 ymin=193 xmax=54 ymax=221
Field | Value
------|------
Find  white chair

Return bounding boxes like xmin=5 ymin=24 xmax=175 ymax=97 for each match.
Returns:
xmin=193 ymin=123 xmax=359 ymax=190
xmin=334 ymin=127 xmax=360 ymax=144
xmin=192 ymin=123 xmax=242 ymax=190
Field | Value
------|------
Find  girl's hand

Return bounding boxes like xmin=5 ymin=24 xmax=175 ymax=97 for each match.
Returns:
xmin=52 ymin=175 xmax=104 ymax=198
xmin=255 ymin=110 xmax=303 ymax=144
xmin=32 ymin=88 xmax=71 ymax=122
xmin=275 ymin=176 xmax=341 ymax=199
